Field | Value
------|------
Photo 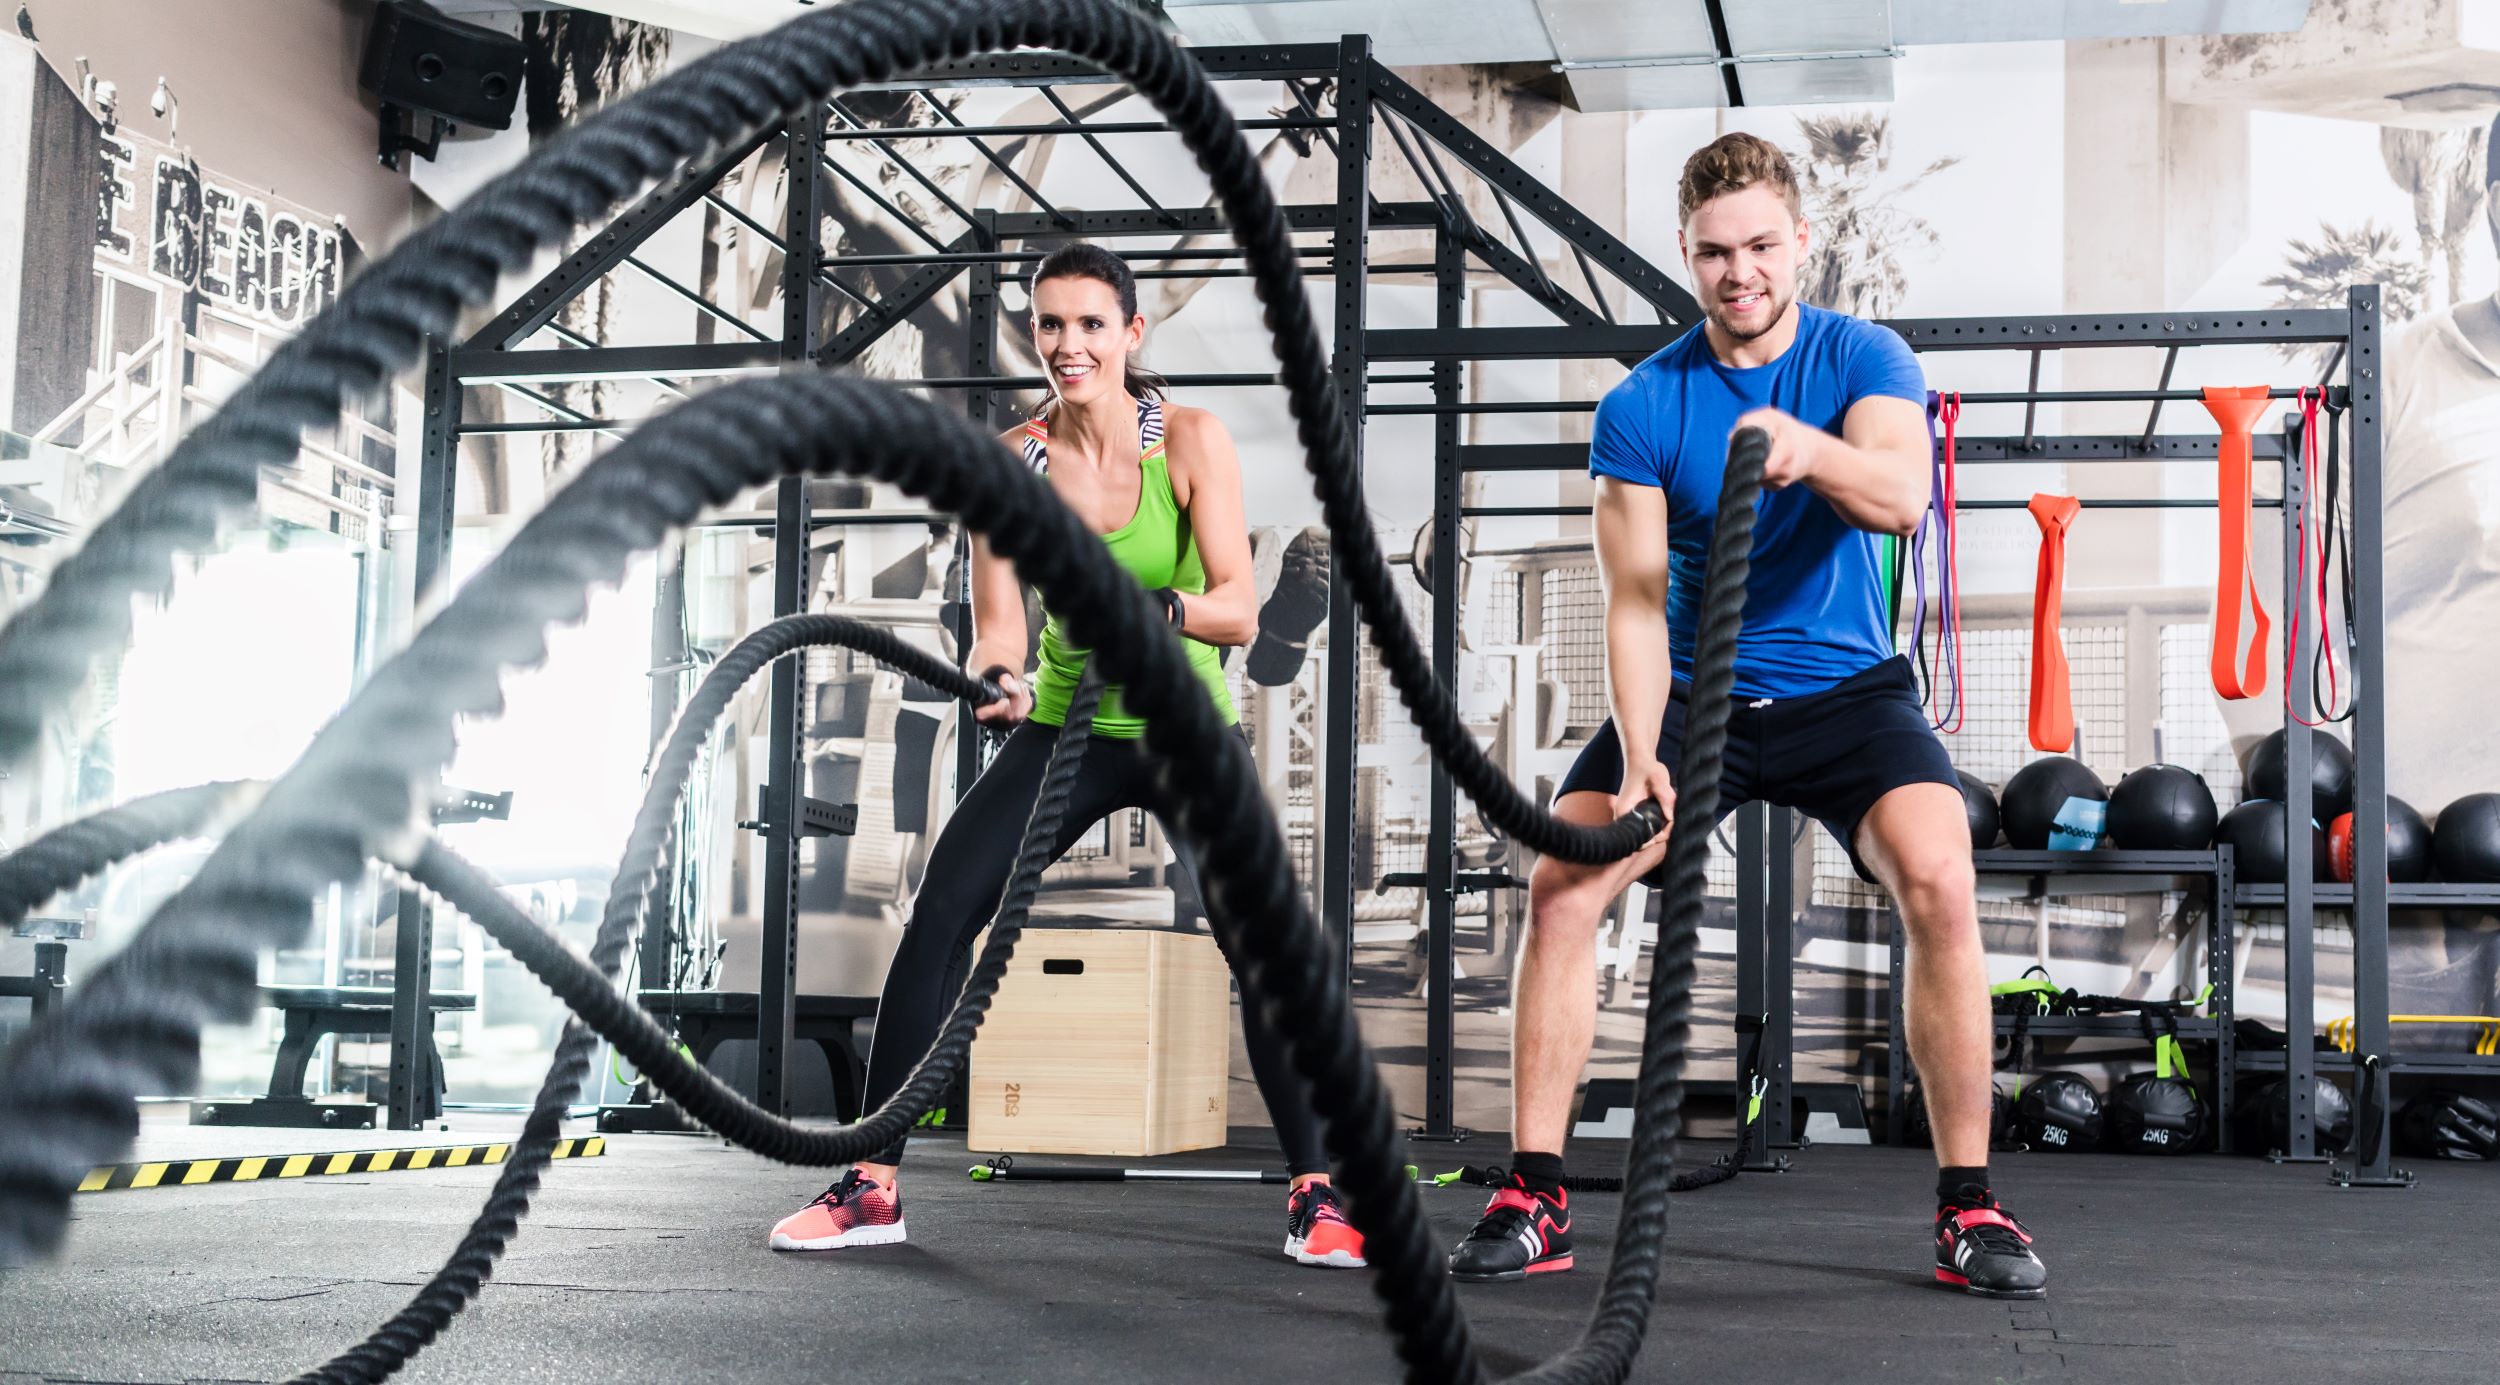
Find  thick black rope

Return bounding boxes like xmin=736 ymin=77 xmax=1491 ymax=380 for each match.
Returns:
xmin=298 ymin=658 xmax=1099 ymax=1385
xmin=0 ymin=782 xmax=261 ymax=929
xmin=0 ymin=3 xmax=1756 ymax=1378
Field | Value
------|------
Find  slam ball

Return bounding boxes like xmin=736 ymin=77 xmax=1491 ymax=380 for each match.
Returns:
xmin=2245 ymin=728 xmax=2355 ymax=823
xmin=2000 ymin=757 xmax=2106 ymax=851
xmin=2431 ymin=793 xmax=2500 ymax=883
xmin=2326 ymin=796 xmax=2432 ymax=883
xmin=2214 ymin=800 xmax=2329 ymax=884
xmin=2106 ymin=764 xmax=2218 ymax=851
xmin=1957 ymin=770 xmax=2001 ymax=851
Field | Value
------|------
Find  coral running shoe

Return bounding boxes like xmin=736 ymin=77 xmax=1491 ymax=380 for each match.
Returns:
xmin=1284 ymin=1181 xmax=1367 ymax=1268
xmin=1447 ymin=1174 xmax=1572 ymax=1282
xmin=768 ymin=1169 xmax=905 ymax=1251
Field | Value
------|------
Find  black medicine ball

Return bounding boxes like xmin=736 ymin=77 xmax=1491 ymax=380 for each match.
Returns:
xmin=2107 ymin=764 xmax=2219 ymax=851
xmin=2013 ymin=1072 xmax=2102 ymax=1151
xmin=2107 ymin=1072 xmax=2206 ymax=1154
xmin=2431 ymin=793 xmax=2500 ymax=883
xmin=1957 ymin=770 xmax=2001 ymax=851
xmin=2396 ymin=1090 xmax=2500 ymax=1161
xmin=2245 ymin=728 xmax=2355 ymax=823
xmin=2000 ymin=757 xmax=2106 ymax=851
xmin=2213 ymin=799 xmax=2329 ymax=884
xmin=2230 ymin=1075 xmax=2352 ymax=1155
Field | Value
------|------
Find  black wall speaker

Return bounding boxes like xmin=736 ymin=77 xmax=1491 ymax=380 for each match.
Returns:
xmin=359 ymin=0 xmax=526 ymax=131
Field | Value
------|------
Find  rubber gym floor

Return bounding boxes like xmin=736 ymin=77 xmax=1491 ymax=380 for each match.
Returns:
xmin=4 ymin=1120 xmax=2495 ymax=1384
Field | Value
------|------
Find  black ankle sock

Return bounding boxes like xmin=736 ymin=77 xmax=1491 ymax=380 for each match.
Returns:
xmin=1937 ymin=1166 xmax=1991 ymax=1208
xmin=1511 ymin=1150 xmax=1566 ymax=1196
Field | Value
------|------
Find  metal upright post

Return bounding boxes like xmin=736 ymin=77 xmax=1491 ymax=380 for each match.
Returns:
xmin=757 ymin=110 xmax=825 ymax=1117
xmin=1418 ymin=228 xmax=1463 ymax=1140
xmin=2212 ymin=843 xmax=2237 ymax=1153
xmin=2280 ymin=414 xmax=2321 ymax=1162
xmin=1765 ymin=806 xmax=1797 ymax=1149
xmin=1318 ymin=35 xmax=1372 ymax=977
xmin=2336 ymin=286 xmax=2407 ymax=1187
xmin=388 ymin=335 xmax=460 ymax=1130
xmin=641 ymin=545 xmax=688 ymax=992
xmin=1732 ymin=802 xmax=1780 ymax=1169
xmin=960 ymin=212 xmax=999 ymax=808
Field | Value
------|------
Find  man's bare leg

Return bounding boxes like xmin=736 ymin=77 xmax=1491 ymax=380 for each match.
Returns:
xmin=1511 ymin=791 xmax=1671 ymax=1153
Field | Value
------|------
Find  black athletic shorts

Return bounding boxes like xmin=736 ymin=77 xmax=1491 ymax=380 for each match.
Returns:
xmin=1557 ymin=655 xmax=1958 ymax=882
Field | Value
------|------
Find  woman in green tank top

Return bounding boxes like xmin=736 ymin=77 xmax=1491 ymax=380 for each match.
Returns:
xmin=768 ymin=244 xmax=1365 ymax=1272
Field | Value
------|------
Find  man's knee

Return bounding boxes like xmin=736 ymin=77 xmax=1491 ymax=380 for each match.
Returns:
xmin=1889 ymin=849 xmax=1976 ymax=933
xmin=1527 ymin=855 xmax=1621 ymax=944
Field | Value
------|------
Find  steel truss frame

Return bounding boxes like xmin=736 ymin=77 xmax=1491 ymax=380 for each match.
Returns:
xmin=409 ymin=38 xmax=2403 ymax=1188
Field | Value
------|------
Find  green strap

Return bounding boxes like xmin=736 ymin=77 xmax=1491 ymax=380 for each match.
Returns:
xmin=1880 ymin=533 xmax=1903 ymax=644
xmin=2155 ymin=1033 xmax=2190 ymax=1083
xmin=1745 ymin=1074 xmax=1767 ymax=1126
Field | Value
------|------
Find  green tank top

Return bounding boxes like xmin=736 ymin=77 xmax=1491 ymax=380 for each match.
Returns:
xmin=1020 ymin=397 xmax=1239 ymax=738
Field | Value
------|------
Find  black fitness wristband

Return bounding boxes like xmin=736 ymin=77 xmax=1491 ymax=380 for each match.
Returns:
xmin=1154 ymin=587 xmax=1185 ymax=630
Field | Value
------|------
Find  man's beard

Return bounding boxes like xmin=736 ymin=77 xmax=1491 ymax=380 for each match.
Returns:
xmin=1709 ymin=285 xmax=1792 ymax=342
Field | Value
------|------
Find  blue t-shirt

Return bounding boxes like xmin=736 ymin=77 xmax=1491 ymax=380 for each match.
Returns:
xmin=1588 ymin=303 xmax=1926 ymax=700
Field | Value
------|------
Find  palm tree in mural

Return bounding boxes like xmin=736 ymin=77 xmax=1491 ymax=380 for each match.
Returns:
xmin=1790 ymin=113 xmax=1958 ymax=319
xmin=518 ymin=11 xmax=675 ymax=482
xmin=2262 ymin=222 xmax=2426 ymax=370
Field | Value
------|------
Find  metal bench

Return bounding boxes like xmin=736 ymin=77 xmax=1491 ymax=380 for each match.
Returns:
xmin=191 ymin=985 xmax=478 ymax=1130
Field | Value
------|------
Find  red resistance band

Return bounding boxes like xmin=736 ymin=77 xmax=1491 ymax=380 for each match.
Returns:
xmin=2202 ymin=385 xmax=2271 ymax=702
xmin=2028 ymin=492 xmax=2081 ymax=753
xmin=2288 ymin=386 xmax=2339 ymax=726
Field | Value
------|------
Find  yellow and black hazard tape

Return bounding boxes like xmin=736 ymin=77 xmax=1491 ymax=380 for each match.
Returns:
xmin=76 ymin=1136 xmax=606 ymax=1193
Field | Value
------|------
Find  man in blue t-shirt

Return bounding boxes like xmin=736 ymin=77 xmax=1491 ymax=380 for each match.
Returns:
xmin=1448 ymin=134 xmax=2047 ymax=1300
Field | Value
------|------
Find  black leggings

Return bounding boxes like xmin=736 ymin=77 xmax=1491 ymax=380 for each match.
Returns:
xmin=863 ymin=720 xmax=1327 ymax=1176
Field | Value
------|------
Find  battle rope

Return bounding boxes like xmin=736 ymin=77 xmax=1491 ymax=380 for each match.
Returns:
xmin=0 ymin=4 xmax=1771 ymax=1380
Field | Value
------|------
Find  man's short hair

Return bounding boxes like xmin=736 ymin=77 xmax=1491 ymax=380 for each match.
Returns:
xmin=1678 ymin=132 xmax=1803 ymax=226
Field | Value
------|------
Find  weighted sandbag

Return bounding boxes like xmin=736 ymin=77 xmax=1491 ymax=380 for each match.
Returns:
xmin=2396 ymin=1090 xmax=2500 ymax=1160
xmin=2230 ymin=1075 xmax=2352 ymax=1155
xmin=2327 ymin=796 xmax=2432 ymax=883
xmin=2107 ymin=764 xmax=2218 ymax=851
xmin=1908 ymin=1081 xmax=2013 ymax=1150
xmin=2213 ymin=799 xmax=2330 ymax=884
xmin=2013 ymin=1071 xmax=2102 ymax=1151
xmin=2245 ymin=728 xmax=2355 ymax=823
xmin=2107 ymin=1071 xmax=2207 ymax=1154
xmin=1246 ymin=526 xmax=1330 ymax=686
xmin=2000 ymin=757 xmax=2106 ymax=851
xmin=2431 ymin=793 xmax=2500 ymax=883
xmin=1957 ymin=770 xmax=2001 ymax=852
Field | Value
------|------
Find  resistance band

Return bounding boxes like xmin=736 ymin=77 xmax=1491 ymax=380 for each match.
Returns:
xmin=2202 ymin=385 xmax=2272 ymax=702
xmin=1931 ymin=392 xmax=1966 ymax=732
xmin=2290 ymin=382 xmax=2340 ymax=730
xmin=2027 ymin=492 xmax=2081 ymax=753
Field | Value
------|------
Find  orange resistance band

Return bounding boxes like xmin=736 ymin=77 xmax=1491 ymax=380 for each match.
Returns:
xmin=2028 ymin=493 xmax=2081 ymax=753
xmin=2202 ymin=385 xmax=2272 ymax=701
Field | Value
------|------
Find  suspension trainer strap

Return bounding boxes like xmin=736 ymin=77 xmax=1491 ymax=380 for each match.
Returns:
xmin=2202 ymin=384 xmax=2273 ymax=702
xmin=2026 ymin=492 xmax=2082 ymax=753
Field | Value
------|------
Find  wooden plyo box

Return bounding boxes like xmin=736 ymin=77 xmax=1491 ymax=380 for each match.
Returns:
xmin=968 ymin=928 xmax=1229 ymax=1157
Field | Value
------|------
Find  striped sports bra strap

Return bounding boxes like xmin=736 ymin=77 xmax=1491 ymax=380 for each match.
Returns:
xmin=1021 ymin=396 xmax=1165 ymax=470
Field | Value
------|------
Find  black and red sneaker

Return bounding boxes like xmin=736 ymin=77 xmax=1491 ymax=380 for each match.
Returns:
xmin=1934 ymin=1200 xmax=2047 ymax=1299
xmin=1447 ymin=1174 xmax=1572 ymax=1282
